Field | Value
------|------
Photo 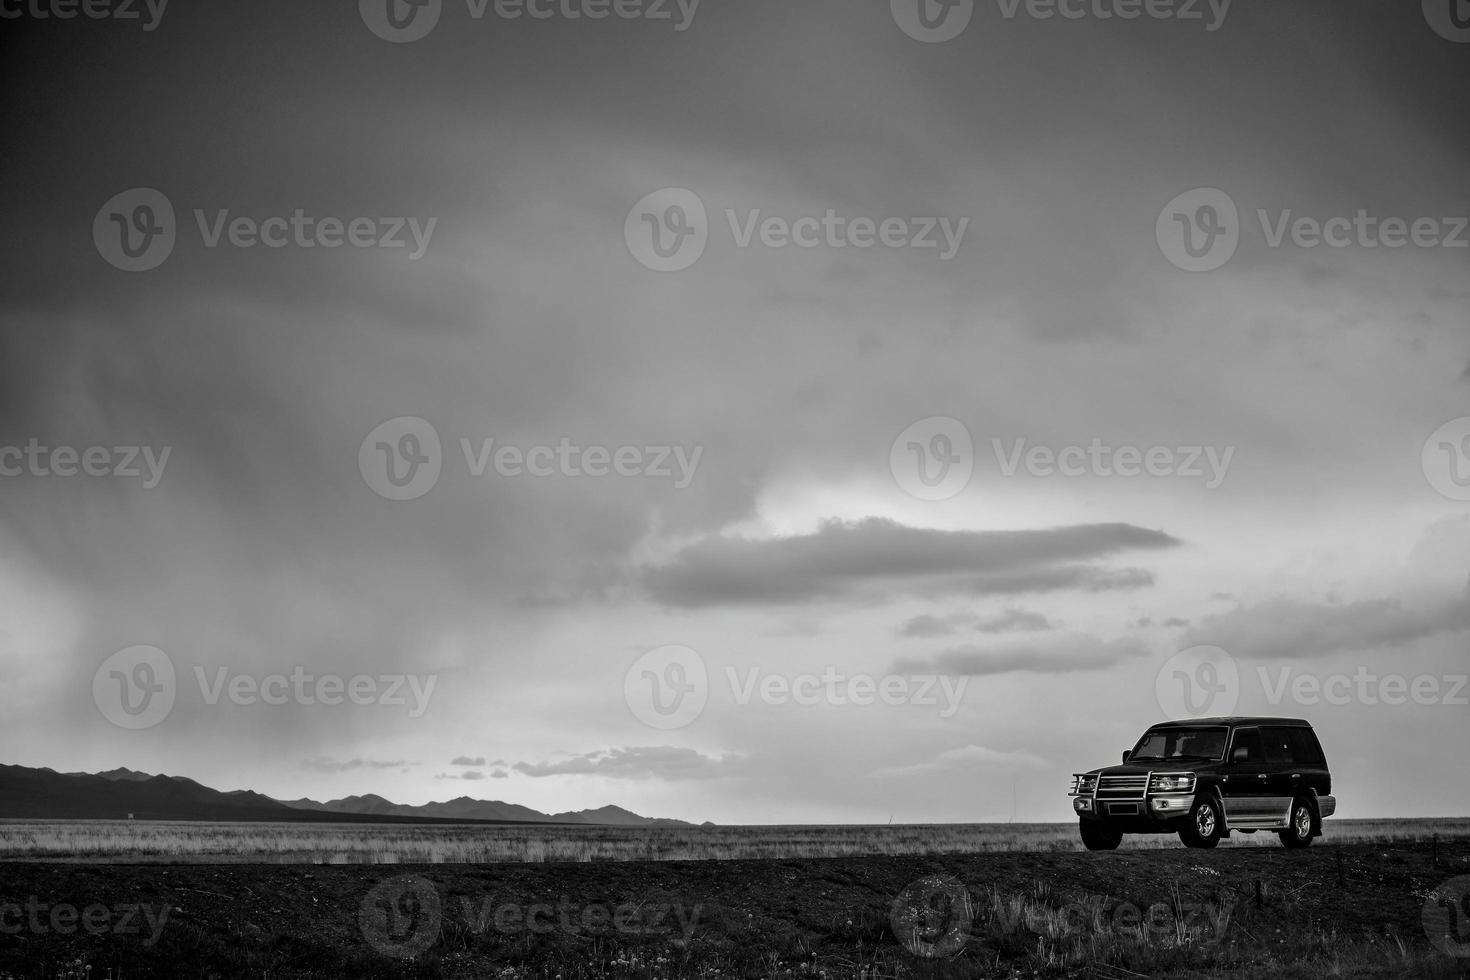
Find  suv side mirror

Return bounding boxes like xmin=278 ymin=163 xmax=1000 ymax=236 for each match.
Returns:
xmin=1121 ymin=750 xmax=1131 ymax=763
xmin=1231 ymin=747 xmax=1249 ymax=763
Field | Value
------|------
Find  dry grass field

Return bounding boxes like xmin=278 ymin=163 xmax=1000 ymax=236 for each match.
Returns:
xmin=3 ymin=818 xmax=1469 ymax=864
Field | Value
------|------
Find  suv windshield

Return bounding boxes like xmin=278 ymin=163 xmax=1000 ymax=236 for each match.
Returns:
xmin=1129 ymin=726 xmax=1227 ymax=762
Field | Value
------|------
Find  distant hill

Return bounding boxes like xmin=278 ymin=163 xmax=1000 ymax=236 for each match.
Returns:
xmin=0 ymin=764 xmax=315 ymax=822
xmin=0 ymin=763 xmax=698 ymax=826
xmin=280 ymin=794 xmax=694 ymax=827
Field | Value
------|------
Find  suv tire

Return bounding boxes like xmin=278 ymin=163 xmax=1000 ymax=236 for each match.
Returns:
xmin=1079 ymin=820 xmax=1122 ymax=851
xmin=1179 ymin=797 xmax=1223 ymax=849
xmin=1279 ymin=799 xmax=1315 ymax=849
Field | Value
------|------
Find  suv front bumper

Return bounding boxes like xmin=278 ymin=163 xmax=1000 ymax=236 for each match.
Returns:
xmin=1074 ymin=792 xmax=1193 ymax=819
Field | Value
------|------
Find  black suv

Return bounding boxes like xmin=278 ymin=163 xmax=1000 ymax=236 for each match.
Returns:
xmin=1069 ymin=717 xmax=1336 ymax=850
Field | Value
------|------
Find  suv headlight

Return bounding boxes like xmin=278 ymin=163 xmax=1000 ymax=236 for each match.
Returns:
xmin=1148 ymin=773 xmax=1196 ymax=794
xmin=1070 ymin=774 xmax=1098 ymax=795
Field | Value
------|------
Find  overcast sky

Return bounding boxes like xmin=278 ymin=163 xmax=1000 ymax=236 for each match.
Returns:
xmin=1 ymin=0 xmax=1467 ymax=824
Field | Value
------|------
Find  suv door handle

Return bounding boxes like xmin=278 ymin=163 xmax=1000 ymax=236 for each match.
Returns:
xmin=1291 ymin=773 xmax=1301 ymax=780
xmin=1257 ymin=774 xmax=1267 ymax=781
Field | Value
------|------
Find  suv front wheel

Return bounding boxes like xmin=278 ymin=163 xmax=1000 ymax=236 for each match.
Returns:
xmin=1079 ymin=820 xmax=1122 ymax=851
xmin=1279 ymin=799 xmax=1315 ymax=849
xmin=1179 ymin=797 xmax=1223 ymax=849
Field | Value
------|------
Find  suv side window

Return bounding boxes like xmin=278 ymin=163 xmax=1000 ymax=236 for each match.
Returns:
xmin=1285 ymin=727 xmax=1325 ymax=765
xmin=1262 ymin=727 xmax=1294 ymax=766
xmin=1231 ymin=727 xmax=1264 ymax=763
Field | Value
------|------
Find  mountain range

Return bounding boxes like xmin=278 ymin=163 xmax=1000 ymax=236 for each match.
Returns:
xmin=0 ymin=764 xmax=699 ymax=826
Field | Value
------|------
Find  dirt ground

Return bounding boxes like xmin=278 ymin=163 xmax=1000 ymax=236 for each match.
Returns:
xmin=2 ymin=838 xmax=1469 ymax=979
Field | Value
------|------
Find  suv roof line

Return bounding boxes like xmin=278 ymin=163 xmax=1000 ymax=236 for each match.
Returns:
xmin=1150 ymin=716 xmax=1313 ymax=728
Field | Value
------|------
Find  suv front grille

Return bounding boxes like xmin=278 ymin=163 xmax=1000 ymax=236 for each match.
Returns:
xmin=1095 ymin=775 xmax=1148 ymax=801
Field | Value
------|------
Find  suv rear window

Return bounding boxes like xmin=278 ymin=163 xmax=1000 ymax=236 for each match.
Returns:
xmin=1282 ymin=726 xmax=1325 ymax=765
xmin=1262 ymin=727 xmax=1293 ymax=765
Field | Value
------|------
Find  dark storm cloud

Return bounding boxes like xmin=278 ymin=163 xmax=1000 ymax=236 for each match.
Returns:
xmin=898 ymin=607 xmax=1055 ymax=637
xmin=435 ymin=770 xmax=487 ymax=780
xmin=0 ymin=0 xmax=1466 ymax=822
xmin=897 ymin=612 xmax=974 ymax=637
xmin=301 ymin=757 xmax=410 ymax=773
xmin=641 ymin=519 xmax=1179 ymax=607
xmin=1179 ymin=586 xmax=1470 ymax=661
xmin=511 ymin=746 xmax=742 ymax=781
xmin=974 ymin=608 xmax=1055 ymax=633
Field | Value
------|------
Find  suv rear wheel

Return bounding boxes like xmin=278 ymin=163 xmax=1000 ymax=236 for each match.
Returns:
xmin=1079 ymin=820 xmax=1122 ymax=851
xmin=1279 ymin=799 xmax=1314 ymax=849
xmin=1179 ymin=797 xmax=1223 ymax=849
